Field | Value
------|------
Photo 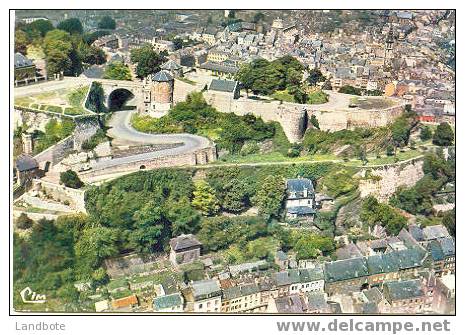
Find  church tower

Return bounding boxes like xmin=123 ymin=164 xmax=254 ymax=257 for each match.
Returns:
xmin=384 ymin=26 xmax=395 ymax=67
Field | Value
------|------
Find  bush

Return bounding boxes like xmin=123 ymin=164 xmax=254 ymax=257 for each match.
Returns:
xmin=433 ymin=122 xmax=454 ymax=146
xmin=60 ymin=170 xmax=84 ymax=189
xmin=16 ymin=213 xmax=33 ymax=230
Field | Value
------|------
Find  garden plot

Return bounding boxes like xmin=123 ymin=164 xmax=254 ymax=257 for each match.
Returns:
xmin=14 ymin=85 xmax=90 ymax=116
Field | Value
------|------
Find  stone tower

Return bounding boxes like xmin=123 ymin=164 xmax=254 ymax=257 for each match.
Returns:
xmin=384 ymin=26 xmax=395 ymax=67
xmin=22 ymin=133 xmax=33 ymax=154
xmin=149 ymin=70 xmax=174 ymax=117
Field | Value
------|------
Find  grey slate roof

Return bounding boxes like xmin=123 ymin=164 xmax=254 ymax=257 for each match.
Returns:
xmin=152 ymin=70 xmax=174 ymax=82
xmin=287 ymin=206 xmax=316 ymax=215
xmin=384 ymin=279 xmax=424 ymax=302
xmin=14 ymin=53 xmax=34 ymax=69
xmin=15 ymin=154 xmax=38 ymax=172
xmin=169 ymin=234 xmax=202 ymax=252
xmin=423 ymin=225 xmax=450 ymax=241
xmin=363 ymin=287 xmax=383 ymax=304
xmin=306 ymin=292 xmax=328 ymax=311
xmin=161 ymin=59 xmax=181 ymax=71
xmin=428 ymin=237 xmax=455 ymax=261
xmin=287 ymin=178 xmax=314 ymax=194
xmin=274 ymin=294 xmax=308 ymax=313
xmin=153 ymin=293 xmax=183 ymax=310
xmin=299 ymin=266 xmax=324 ymax=282
xmin=199 ymin=61 xmax=239 ymax=74
xmin=191 ymin=279 xmax=221 ymax=300
xmin=324 ymin=257 xmax=368 ymax=283
xmin=209 ymin=79 xmax=238 ymax=93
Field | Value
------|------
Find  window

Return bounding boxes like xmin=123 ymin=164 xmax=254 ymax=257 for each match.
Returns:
xmin=198 ymin=303 xmax=203 ymax=309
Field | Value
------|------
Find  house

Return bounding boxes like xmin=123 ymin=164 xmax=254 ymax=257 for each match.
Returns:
xmin=111 ymin=294 xmax=139 ymax=311
xmin=428 ymin=237 xmax=455 ymax=276
xmin=188 ymin=279 xmax=222 ymax=313
xmin=169 ymin=234 xmax=202 ymax=266
xmin=285 ymin=177 xmax=316 ymax=223
xmin=153 ymin=292 xmax=184 ymax=312
xmin=306 ymin=292 xmax=331 ymax=313
xmin=268 ymin=294 xmax=308 ymax=313
xmin=383 ymin=279 xmax=429 ymax=314
xmin=14 ymin=154 xmax=39 ymax=186
xmin=221 ymin=283 xmax=263 ymax=313
xmin=199 ymin=61 xmax=239 ymax=78
xmin=208 ymin=79 xmax=240 ymax=99
xmin=324 ymin=257 xmax=369 ymax=295
xmin=274 ymin=250 xmax=289 ymax=270
xmin=14 ymin=53 xmax=37 ymax=81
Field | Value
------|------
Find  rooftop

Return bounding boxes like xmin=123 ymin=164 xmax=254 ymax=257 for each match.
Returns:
xmin=153 ymin=293 xmax=183 ymax=311
xmin=152 ymin=70 xmax=174 ymax=82
xmin=169 ymin=234 xmax=202 ymax=252
xmin=15 ymin=154 xmax=38 ymax=172
xmin=209 ymin=79 xmax=238 ymax=93
xmin=384 ymin=279 xmax=425 ymax=302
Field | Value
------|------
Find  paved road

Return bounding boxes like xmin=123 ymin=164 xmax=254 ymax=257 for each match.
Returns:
xmin=92 ymin=110 xmax=212 ymax=170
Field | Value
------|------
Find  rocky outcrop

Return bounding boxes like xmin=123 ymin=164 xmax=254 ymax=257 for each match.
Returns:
xmin=358 ymin=159 xmax=425 ymax=203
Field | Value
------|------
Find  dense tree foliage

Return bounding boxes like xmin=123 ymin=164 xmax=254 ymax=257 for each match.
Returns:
xmin=235 ymin=56 xmax=304 ymax=99
xmin=420 ymin=126 xmax=433 ymax=141
xmin=98 ymin=16 xmax=116 ymax=30
xmin=57 ymin=18 xmax=83 ymax=35
xmin=252 ymin=175 xmax=286 ymax=219
xmin=192 ymin=180 xmax=220 ymax=216
xmin=306 ymin=68 xmax=326 ymax=86
xmin=360 ymin=196 xmax=408 ymax=235
xmin=15 ymin=30 xmax=29 ymax=54
xmin=60 ymin=170 xmax=84 ymax=189
xmin=85 ymin=169 xmax=198 ymax=253
xmin=130 ymin=44 xmax=167 ymax=78
xmin=433 ymin=122 xmax=454 ymax=146
xmin=85 ymin=82 xmax=106 ymax=113
xmin=442 ymin=208 xmax=455 ymax=237
xmin=338 ymin=85 xmax=362 ymax=95
xmin=103 ymin=61 xmax=132 ymax=80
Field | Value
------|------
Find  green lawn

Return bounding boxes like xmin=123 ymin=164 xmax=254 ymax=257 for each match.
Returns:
xmin=270 ymin=90 xmax=295 ymax=103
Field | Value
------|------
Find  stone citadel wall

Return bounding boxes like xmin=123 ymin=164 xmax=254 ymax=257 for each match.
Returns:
xmin=79 ymin=146 xmax=217 ymax=181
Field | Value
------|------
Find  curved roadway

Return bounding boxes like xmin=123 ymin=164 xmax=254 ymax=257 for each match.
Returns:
xmin=91 ymin=110 xmax=212 ymax=170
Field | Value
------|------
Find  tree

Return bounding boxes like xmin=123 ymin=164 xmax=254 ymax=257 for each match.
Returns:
xmin=310 ymin=114 xmax=320 ymax=129
xmin=433 ymin=122 xmax=454 ymax=146
xmin=166 ymin=198 xmax=201 ymax=236
xmin=57 ymin=18 xmax=83 ymax=35
xmin=292 ymin=233 xmax=335 ymax=261
xmin=222 ymin=179 xmax=249 ymax=213
xmin=60 ymin=170 xmax=84 ymax=189
xmin=130 ymin=44 xmax=167 ymax=78
xmin=306 ymin=68 xmax=326 ymax=86
xmin=43 ymin=29 xmax=74 ymax=75
xmin=16 ymin=213 xmax=33 ymax=230
xmin=15 ymin=30 xmax=29 ymax=55
xmin=103 ymin=61 xmax=132 ymax=80
xmin=79 ymin=43 xmax=106 ymax=65
xmin=338 ymin=85 xmax=362 ymax=95
xmin=420 ymin=126 xmax=432 ymax=141
xmin=391 ymin=114 xmax=411 ymax=148
xmin=253 ymin=175 xmax=285 ymax=219
xmin=75 ymin=226 xmax=119 ymax=276
xmin=386 ymin=144 xmax=395 ymax=156
xmin=442 ymin=208 xmax=455 ymax=237
xmin=130 ymin=200 xmax=166 ymax=252
xmin=192 ymin=180 xmax=220 ymax=216
xmin=23 ymin=19 xmax=54 ymax=38
xmin=98 ymin=16 xmax=116 ymax=30
xmin=360 ymin=196 xmax=407 ymax=235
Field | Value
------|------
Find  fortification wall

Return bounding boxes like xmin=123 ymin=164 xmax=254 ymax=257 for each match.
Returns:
xmin=79 ymin=146 xmax=217 ymax=181
xmin=33 ymin=135 xmax=74 ymax=166
xmin=202 ymin=92 xmax=404 ymax=143
xmin=358 ymin=158 xmax=425 ymax=203
xmin=32 ymin=179 xmax=86 ymax=213
xmin=73 ymin=117 xmax=100 ymax=150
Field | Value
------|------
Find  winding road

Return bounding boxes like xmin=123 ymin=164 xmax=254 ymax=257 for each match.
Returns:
xmin=91 ymin=110 xmax=212 ymax=171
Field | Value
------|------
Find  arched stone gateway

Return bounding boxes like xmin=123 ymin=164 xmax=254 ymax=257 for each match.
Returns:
xmin=107 ymin=88 xmax=135 ymax=111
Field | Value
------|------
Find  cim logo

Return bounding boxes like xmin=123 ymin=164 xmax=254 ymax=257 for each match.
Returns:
xmin=20 ymin=287 xmax=46 ymax=304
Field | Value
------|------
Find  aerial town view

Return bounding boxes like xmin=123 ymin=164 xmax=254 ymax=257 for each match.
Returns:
xmin=11 ymin=9 xmax=455 ymax=314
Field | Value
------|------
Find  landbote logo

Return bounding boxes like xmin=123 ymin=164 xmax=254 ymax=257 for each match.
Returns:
xmin=20 ymin=287 xmax=46 ymax=303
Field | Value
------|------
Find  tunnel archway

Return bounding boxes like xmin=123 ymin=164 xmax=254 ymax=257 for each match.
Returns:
xmin=108 ymin=88 xmax=135 ymax=111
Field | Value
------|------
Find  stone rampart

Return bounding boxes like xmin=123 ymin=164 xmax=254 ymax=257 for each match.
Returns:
xmin=32 ymin=179 xmax=86 ymax=213
xmin=33 ymin=135 xmax=74 ymax=167
xmin=79 ymin=146 xmax=217 ymax=181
